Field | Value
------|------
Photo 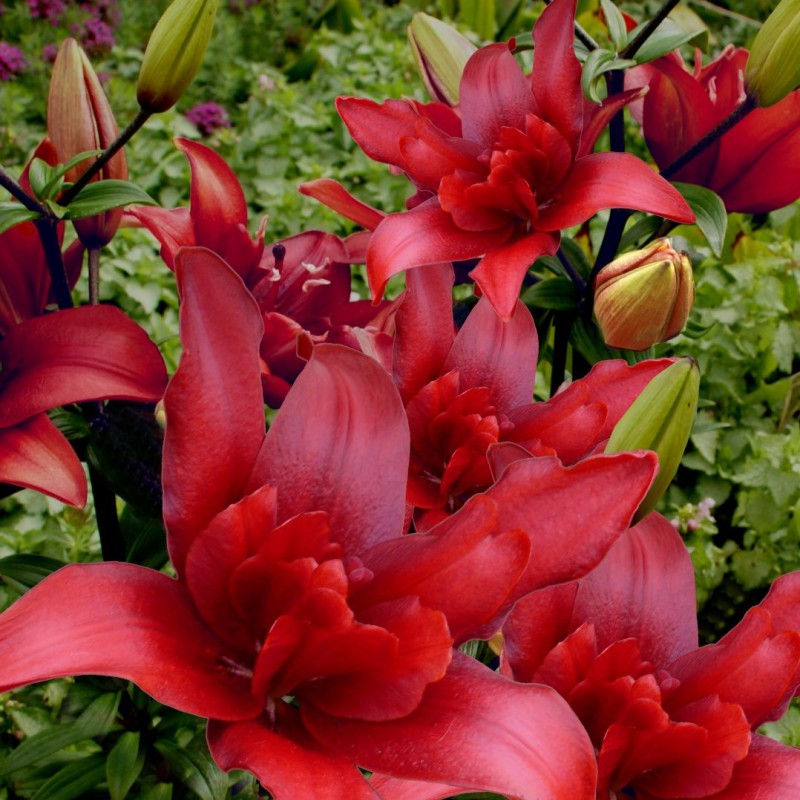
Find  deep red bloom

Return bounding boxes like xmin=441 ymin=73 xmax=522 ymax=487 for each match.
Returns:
xmin=627 ymin=46 xmax=800 ymax=214
xmin=129 ymin=139 xmax=392 ymax=406
xmin=0 ymin=247 xmax=662 ymax=798
xmin=502 ymin=513 xmax=800 ymax=799
xmin=393 ymin=263 xmax=673 ymax=530
xmin=336 ymin=0 xmax=694 ymax=320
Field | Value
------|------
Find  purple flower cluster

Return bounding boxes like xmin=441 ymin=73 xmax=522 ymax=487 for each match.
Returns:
xmin=27 ymin=0 xmax=67 ymax=26
xmin=0 ymin=42 xmax=26 ymax=80
xmin=185 ymin=102 xmax=232 ymax=136
xmin=72 ymin=15 xmax=115 ymax=56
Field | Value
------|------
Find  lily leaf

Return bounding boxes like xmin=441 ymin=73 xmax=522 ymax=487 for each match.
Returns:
xmin=0 ymin=554 xmax=66 ymax=590
xmin=61 ymin=180 xmax=158 ymax=219
xmin=629 ymin=19 xmax=707 ymax=63
xmin=523 ymin=276 xmax=580 ymax=311
xmin=107 ymin=732 xmax=145 ymax=800
xmin=672 ymin=182 xmax=727 ymax=257
xmin=0 ymin=203 xmax=40 ymax=235
xmin=30 ymin=754 xmax=108 ymax=800
xmin=41 ymin=149 xmax=103 ymax=199
xmin=600 ymin=0 xmax=628 ymax=51
xmin=154 ymin=740 xmax=228 ymax=800
xmin=581 ymin=49 xmax=637 ymax=103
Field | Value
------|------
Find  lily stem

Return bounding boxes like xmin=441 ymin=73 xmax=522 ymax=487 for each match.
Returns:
xmin=550 ymin=314 xmax=572 ymax=398
xmin=0 ymin=163 xmax=50 ymax=215
xmin=88 ymin=247 xmax=101 ymax=305
xmin=33 ymin=217 xmax=74 ymax=310
xmin=89 ymin=461 xmax=125 ymax=562
xmin=59 ymin=107 xmax=151 ymax=205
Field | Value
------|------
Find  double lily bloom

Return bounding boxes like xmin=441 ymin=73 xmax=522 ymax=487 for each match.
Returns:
xmin=627 ymin=46 xmax=800 ymax=214
xmin=0 ymin=247 xmax=665 ymax=798
xmin=336 ymin=0 xmax=694 ymax=319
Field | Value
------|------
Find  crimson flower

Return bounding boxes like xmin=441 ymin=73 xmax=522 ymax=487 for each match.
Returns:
xmin=0 ymin=247 xmax=668 ymax=798
xmin=393 ymin=263 xmax=673 ymax=530
xmin=627 ymin=47 xmax=800 ymax=214
xmin=335 ymin=0 xmax=694 ymax=320
xmin=129 ymin=139 xmax=391 ymax=406
xmin=501 ymin=512 xmax=800 ymax=799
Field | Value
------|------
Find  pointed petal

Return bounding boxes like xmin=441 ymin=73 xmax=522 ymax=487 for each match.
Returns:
xmin=444 ymin=294 xmax=538 ymax=409
xmin=694 ymin=735 xmax=800 ymax=800
xmin=0 ymin=306 xmax=166 ymax=427
xmin=393 ymin=263 xmax=455 ymax=403
xmin=531 ymin=0 xmax=583 ymax=151
xmin=573 ymin=513 xmax=699 ymax=665
xmin=369 ymin=775 xmax=467 ymax=800
xmin=249 ymin=345 xmax=409 ymax=553
xmin=0 ymin=563 xmax=259 ymax=719
xmin=208 ymin=713 xmax=381 ymax=800
xmin=299 ymin=179 xmax=386 ymax=231
xmin=468 ymin=230 xmax=560 ymax=321
xmin=164 ymin=248 xmax=266 ymax=577
xmin=304 ymin=654 xmax=596 ymax=800
xmin=125 ymin=206 xmax=194 ymax=270
xmin=536 ymin=152 xmax=695 ymax=230
xmin=459 ymin=43 xmax=534 ymax=148
xmin=366 ymin=204 xmax=512 ymax=301
xmin=0 ymin=221 xmax=52 ymax=333
xmin=579 ymin=87 xmax=646 ymax=158
xmin=0 ymin=414 xmax=86 ymax=506
xmin=486 ymin=451 xmax=658 ymax=597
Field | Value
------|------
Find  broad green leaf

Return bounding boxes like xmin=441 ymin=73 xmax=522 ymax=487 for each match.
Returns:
xmin=154 ymin=740 xmax=228 ymax=800
xmin=619 ymin=215 xmax=665 ymax=250
xmin=0 ymin=554 xmax=66 ymax=589
xmin=581 ymin=49 xmax=637 ymax=103
xmin=61 ymin=180 xmax=157 ymax=220
xmin=107 ymin=732 xmax=145 ymax=800
xmin=522 ymin=276 xmax=579 ymax=311
xmin=600 ymin=0 xmax=628 ymax=51
xmin=30 ymin=754 xmax=107 ymax=800
xmin=0 ymin=203 xmax=40 ymax=235
xmin=27 ymin=159 xmax=57 ymax=200
xmin=41 ymin=149 xmax=102 ymax=199
xmin=629 ymin=19 xmax=707 ymax=63
xmin=0 ymin=692 xmax=121 ymax=777
xmin=672 ymin=182 xmax=727 ymax=258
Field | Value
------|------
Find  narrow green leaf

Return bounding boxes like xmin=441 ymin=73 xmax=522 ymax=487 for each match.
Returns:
xmin=30 ymin=754 xmax=107 ymax=800
xmin=61 ymin=180 xmax=157 ymax=220
xmin=0 ymin=692 xmax=121 ymax=777
xmin=154 ymin=740 xmax=228 ymax=800
xmin=459 ymin=0 xmax=495 ymax=39
xmin=0 ymin=203 xmax=40 ymax=235
xmin=140 ymin=785 xmax=173 ymax=800
xmin=523 ymin=276 xmax=579 ymax=311
xmin=581 ymin=49 xmax=637 ymax=103
xmin=42 ymin=149 xmax=102 ymax=199
xmin=600 ymin=0 xmax=628 ymax=51
xmin=619 ymin=215 xmax=665 ymax=250
xmin=672 ymin=182 xmax=727 ymax=258
xmin=27 ymin=159 xmax=56 ymax=200
xmin=629 ymin=19 xmax=707 ymax=64
xmin=0 ymin=554 xmax=66 ymax=589
xmin=107 ymin=732 xmax=145 ymax=800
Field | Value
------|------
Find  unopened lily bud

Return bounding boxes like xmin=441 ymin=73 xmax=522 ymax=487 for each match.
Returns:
xmin=137 ymin=0 xmax=218 ymax=114
xmin=745 ymin=0 xmax=800 ymax=106
xmin=408 ymin=12 xmax=476 ymax=105
xmin=605 ymin=357 xmax=700 ymax=520
xmin=47 ymin=38 xmax=127 ymax=247
xmin=593 ymin=238 xmax=694 ymax=351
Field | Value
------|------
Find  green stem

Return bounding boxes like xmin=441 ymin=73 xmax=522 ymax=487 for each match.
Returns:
xmin=550 ymin=314 xmax=572 ymax=398
xmin=89 ymin=461 xmax=125 ymax=562
xmin=88 ymin=247 xmax=101 ymax=305
xmin=59 ymin=108 xmax=151 ymax=205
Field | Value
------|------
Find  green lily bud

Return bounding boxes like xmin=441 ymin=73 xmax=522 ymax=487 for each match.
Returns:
xmin=745 ymin=0 xmax=800 ymax=106
xmin=593 ymin=238 xmax=694 ymax=351
xmin=137 ymin=0 xmax=218 ymax=114
xmin=605 ymin=357 xmax=700 ymax=521
xmin=47 ymin=38 xmax=127 ymax=247
xmin=408 ymin=12 xmax=476 ymax=105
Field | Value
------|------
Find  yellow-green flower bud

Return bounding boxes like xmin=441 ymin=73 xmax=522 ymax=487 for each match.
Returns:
xmin=745 ymin=0 xmax=800 ymax=106
xmin=137 ymin=0 xmax=218 ymax=114
xmin=408 ymin=13 xmax=476 ymax=105
xmin=593 ymin=238 xmax=694 ymax=352
xmin=605 ymin=357 xmax=700 ymax=521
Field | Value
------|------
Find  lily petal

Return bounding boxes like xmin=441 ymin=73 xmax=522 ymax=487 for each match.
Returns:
xmin=164 ymin=248 xmax=266 ymax=576
xmin=299 ymin=178 xmax=386 ymax=231
xmin=250 ymin=345 xmax=409 ymax=553
xmin=125 ymin=206 xmax=194 ymax=270
xmin=0 ymin=563 xmax=259 ymax=720
xmin=304 ymin=654 xmax=596 ymax=800
xmin=0 ymin=305 xmax=166 ymax=427
xmin=0 ymin=414 xmax=86 ymax=506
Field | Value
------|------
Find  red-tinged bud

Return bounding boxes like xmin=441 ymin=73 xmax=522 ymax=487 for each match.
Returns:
xmin=137 ymin=0 xmax=218 ymax=114
xmin=408 ymin=12 xmax=476 ymax=105
xmin=47 ymin=38 xmax=127 ymax=248
xmin=593 ymin=238 xmax=694 ymax=351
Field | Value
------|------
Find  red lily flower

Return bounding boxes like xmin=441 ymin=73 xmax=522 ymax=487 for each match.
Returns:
xmin=0 ymin=305 xmax=167 ymax=505
xmin=626 ymin=46 xmax=800 ymax=214
xmin=129 ymin=139 xmax=392 ymax=406
xmin=0 ymin=247 xmax=665 ymax=798
xmin=393 ymin=263 xmax=673 ymax=530
xmin=335 ymin=0 xmax=694 ymax=320
xmin=502 ymin=513 xmax=800 ymax=799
